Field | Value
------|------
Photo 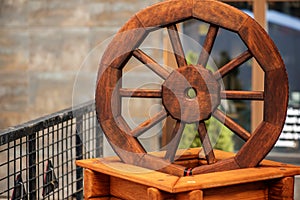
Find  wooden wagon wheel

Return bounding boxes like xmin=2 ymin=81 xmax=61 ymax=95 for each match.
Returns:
xmin=95 ymin=0 xmax=288 ymax=176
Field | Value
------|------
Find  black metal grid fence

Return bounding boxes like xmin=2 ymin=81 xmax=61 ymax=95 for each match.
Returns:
xmin=0 ymin=101 xmax=102 ymax=200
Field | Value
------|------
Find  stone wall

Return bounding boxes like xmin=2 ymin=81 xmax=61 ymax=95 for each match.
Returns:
xmin=0 ymin=0 xmax=160 ymax=130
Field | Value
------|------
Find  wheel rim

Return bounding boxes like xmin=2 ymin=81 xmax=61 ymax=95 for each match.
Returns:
xmin=95 ymin=0 xmax=288 ymax=176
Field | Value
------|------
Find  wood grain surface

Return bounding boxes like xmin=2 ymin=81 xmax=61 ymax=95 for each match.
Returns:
xmin=76 ymin=150 xmax=300 ymax=199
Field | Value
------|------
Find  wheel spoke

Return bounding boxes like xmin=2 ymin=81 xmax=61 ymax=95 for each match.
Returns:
xmin=164 ymin=120 xmax=185 ymax=162
xmin=167 ymin=24 xmax=187 ymax=67
xmin=214 ymin=50 xmax=252 ymax=80
xmin=197 ymin=24 xmax=219 ymax=67
xmin=131 ymin=108 xmax=168 ymax=137
xmin=115 ymin=115 xmax=131 ymax=132
xmin=120 ymin=88 xmax=162 ymax=98
xmin=213 ymin=109 xmax=250 ymax=141
xmin=198 ymin=121 xmax=216 ymax=164
xmin=133 ymin=49 xmax=170 ymax=80
xmin=221 ymin=90 xmax=264 ymax=100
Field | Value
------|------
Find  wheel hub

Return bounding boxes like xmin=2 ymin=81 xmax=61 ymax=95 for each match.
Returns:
xmin=162 ymin=65 xmax=220 ymax=123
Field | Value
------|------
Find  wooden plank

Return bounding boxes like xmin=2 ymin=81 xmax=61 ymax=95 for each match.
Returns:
xmin=133 ymin=49 xmax=170 ymax=80
xmin=119 ymin=88 xmax=162 ymax=98
xmin=203 ymin=181 xmax=267 ymax=200
xmin=130 ymin=109 xmax=167 ymax=137
xmin=138 ymin=154 xmax=186 ymax=177
xmin=136 ymin=0 xmax=193 ymax=29
xmin=165 ymin=121 xmax=185 ymax=162
xmin=174 ymin=159 xmax=201 ymax=169
xmin=269 ymin=177 xmax=295 ymax=200
xmin=211 ymin=149 xmax=234 ymax=160
xmin=149 ymin=147 xmax=234 ymax=164
xmin=110 ymin=177 xmax=149 ymax=200
xmin=264 ymin=68 xmax=289 ymax=126
xmin=260 ymin=159 xmax=300 ymax=169
xmin=167 ymin=24 xmax=187 ymax=67
xmin=115 ymin=115 xmax=131 ymax=133
xmin=149 ymin=148 xmax=234 ymax=163
xmin=198 ymin=122 xmax=216 ymax=164
xmin=96 ymin=67 xmax=122 ymax=122
xmin=238 ymin=17 xmax=284 ymax=72
xmin=101 ymin=118 xmax=146 ymax=165
xmin=149 ymin=148 xmax=202 ymax=163
xmin=149 ymin=148 xmax=300 ymax=175
xmin=220 ymin=90 xmax=264 ymax=100
xmin=162 ymin=116 xmax=177 ymax=149
xmin=213 ymin=109 xmax=250 ymax=141
xmin=198 ymin=24 xmax=219 ymax=67
xmin=214 ymin=50 xmax=252 ymax=80
xmin=193 ymin=0 xmax=248 ymax=32
xmin=84 ymin=169 xmax=110 ymax=199
xmin=100 ymin=15 xmax=146 ymax=69
xmin=172 ymin=167 xmax=299 ymax=193
xmin=76 ymin=154 xmax=300 ymax=194
xmin=192 ymin=157 xmax=240 ymax=175
xmin=76 ymin=159 xmax=180 ymax=193
xmin=235 ymin=122 xmax=281 ymax=168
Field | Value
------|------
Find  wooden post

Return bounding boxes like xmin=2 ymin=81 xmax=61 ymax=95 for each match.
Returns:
xmin=147 ymin=188 xmax=163 ymax=200
xmin=269 ymin=177 xmax=295 ymax=200
xmin=83 ymin=169 xmax=110 ymax=199
xmin=251 ymin=0 xmax=267 ymax=132
xmin=177 ymin=190 xmax=203 ymax=200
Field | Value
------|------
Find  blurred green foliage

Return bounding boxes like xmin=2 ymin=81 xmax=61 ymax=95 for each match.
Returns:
xmin=179 ymin=118 xmax=234 ymax=152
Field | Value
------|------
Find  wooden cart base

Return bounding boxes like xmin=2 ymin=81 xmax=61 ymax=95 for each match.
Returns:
xmin=76 ymin=149 xmax=300 ymax=200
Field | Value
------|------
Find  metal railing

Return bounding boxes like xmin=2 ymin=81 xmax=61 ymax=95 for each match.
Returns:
xmin=0 ymin=100 xmax=102 ymax=200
